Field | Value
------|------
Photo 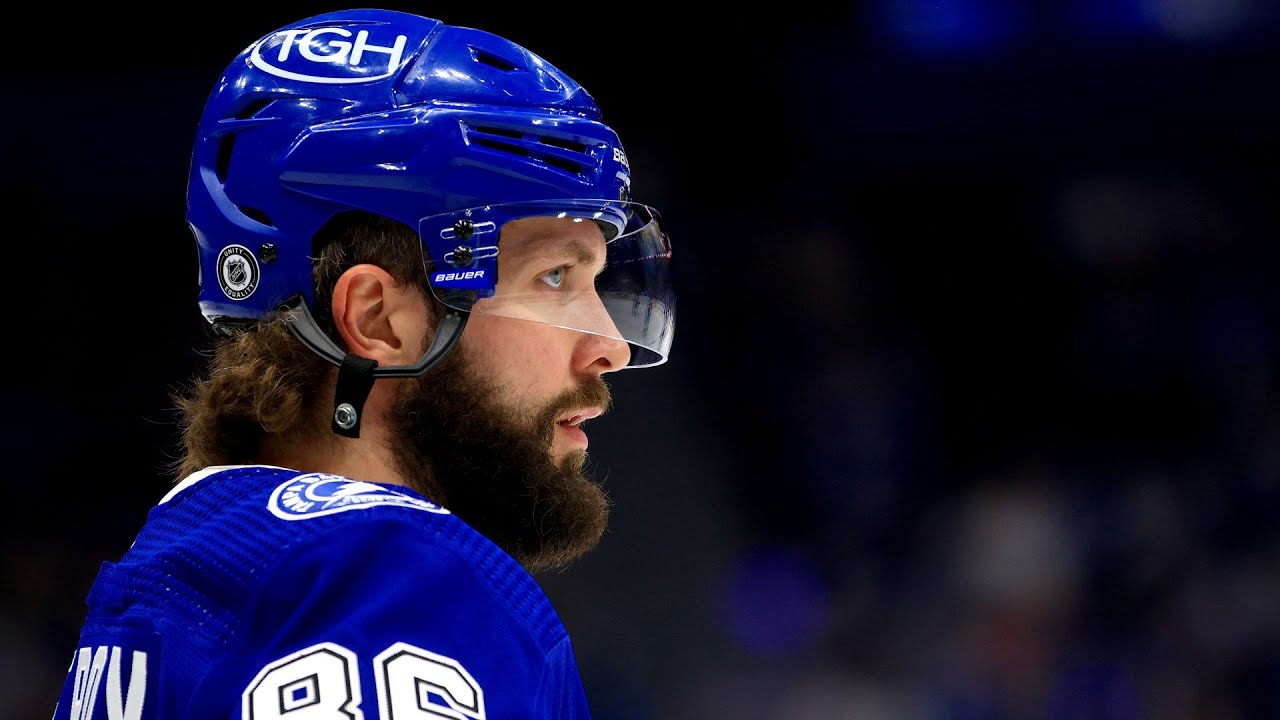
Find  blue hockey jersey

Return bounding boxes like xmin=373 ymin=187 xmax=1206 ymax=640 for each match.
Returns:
xmin=52 ymin=464 xmax=593 ymax=719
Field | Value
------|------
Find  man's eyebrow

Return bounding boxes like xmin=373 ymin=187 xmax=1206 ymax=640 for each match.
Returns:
xmin=561 ymin=237 xmax=597 ymax=265
xmin=567 ymin=238 xmax=611 ymax=277
xmin=529 ymin=237 xmax=597 ymax=265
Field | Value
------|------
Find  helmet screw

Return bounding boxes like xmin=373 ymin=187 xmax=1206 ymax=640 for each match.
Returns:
xmin=452 ymin=245 xmax=474 ymax=266
xmin=260 ymin=242 xmax=278 ymax=264
xmin=453 ymin=218 xmax=474 ymax=241
xmin=334 ymin=403 xmax=358 ymax=430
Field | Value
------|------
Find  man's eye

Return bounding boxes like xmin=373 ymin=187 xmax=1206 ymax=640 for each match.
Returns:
xmin=541 ymin=267 xmax=566 ymax=288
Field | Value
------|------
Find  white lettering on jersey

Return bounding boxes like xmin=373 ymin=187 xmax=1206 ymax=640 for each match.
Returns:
xmin=243 ymin=643 xmax=364 ymax=720
xmin=375 ymin=642 xmax=485 ymax=719
xmin=245 ymin=642 xmax=485 ymax=720
xmin=66 ymin=646 xmax=147 ymax=720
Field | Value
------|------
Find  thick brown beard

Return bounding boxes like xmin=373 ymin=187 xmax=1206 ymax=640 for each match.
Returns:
xmin=386 ymin=342 xmax=613 ymax=573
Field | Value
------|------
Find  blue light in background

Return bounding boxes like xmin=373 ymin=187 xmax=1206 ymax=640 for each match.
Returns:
xmin=873 ymin=0 xmax=1028 ymax=56
xmin=723 ymin=544 xmax=831 ymax=656
xmin=1060 ymin=0 xmax=1156 ymax=41
xmin=1145 ymin=0 xmax=1251 ymax=42
xmin=876 ymin=0 xmax=1260 ymax=56
xmin=1045 ymin=661 xmax=1142 ymax=720
xmin=1061 ymin=0 xmax=1253 ymax=45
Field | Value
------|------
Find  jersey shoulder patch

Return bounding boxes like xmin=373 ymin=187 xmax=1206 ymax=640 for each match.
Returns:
xmin=268 ymin=472 xmax=449 ymax=521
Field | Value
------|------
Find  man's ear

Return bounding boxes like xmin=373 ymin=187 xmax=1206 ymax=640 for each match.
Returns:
xmin=331 ymin=264 xmax=424 ymax=365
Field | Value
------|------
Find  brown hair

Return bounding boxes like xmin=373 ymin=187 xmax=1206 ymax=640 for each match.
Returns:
xmin=168 ymin=212 xmax=430 ymax=480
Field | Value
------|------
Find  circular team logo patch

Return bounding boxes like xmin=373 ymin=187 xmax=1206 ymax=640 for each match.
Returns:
xmin=269 ymin=473 xmax=449 ymax=521
xmin=217 ymin=244 xmax=260 ymax=300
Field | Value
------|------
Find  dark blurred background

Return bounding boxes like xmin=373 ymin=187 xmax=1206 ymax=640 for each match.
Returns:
xmin=4 ymin=1 xmax=1279 ymax=718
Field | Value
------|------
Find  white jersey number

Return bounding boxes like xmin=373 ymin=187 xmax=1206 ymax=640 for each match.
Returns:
xmin=374 ymin=642 xmax=484 ymax=719
xmin=242 ymin=642 xmax=485 ymax=720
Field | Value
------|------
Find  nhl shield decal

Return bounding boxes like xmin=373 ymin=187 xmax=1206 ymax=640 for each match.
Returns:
xmin=217 ymin=244 xmax=260 ymax=301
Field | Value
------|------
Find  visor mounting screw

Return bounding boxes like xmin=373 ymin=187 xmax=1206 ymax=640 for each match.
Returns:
xmin=451 ymin=245 xmax=474 ymax=267
xmin=453 ymin=218 xmax=474 ymax=241
xmin=260 ymin=242 xmax=277 ymax=264
xmin=334 ymin=402 xmax=358 ymax=430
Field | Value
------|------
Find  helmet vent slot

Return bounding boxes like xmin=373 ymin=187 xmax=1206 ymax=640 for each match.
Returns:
xmin=214 ymin=98 xmax=280 ymax=181
xmin=474 ymin=125 xmax=523 ymax=140
xmin=236 ymin=98 xmax=275 ymax=120
xmin=215 ymin=136 xmax=236 ymax=182
xmin=539 ymin=136 xmax=588 ymax=153
xmin=474 ymin=137 xmax=526 ymax=155
xmin=541 ymin=155 xmax=583 ymax=174
xmin=240 ymin=207 xmax=274 ymax=227
xmin=470 ymin=45 xmax=520 ymax=72
xmin=467 ymin=124 xmax=591 ymax=177
xmin=472 ymin=136 xmax=586 ymax=176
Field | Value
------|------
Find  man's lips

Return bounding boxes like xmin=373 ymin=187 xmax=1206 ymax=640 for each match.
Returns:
xmin=557 ymin=407 xmax=605 ymax=427
xmin=555 ymin=407 xmax=604 ymax=449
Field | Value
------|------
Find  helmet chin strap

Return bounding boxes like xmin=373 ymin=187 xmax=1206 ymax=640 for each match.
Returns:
xmin=280 ymin=295 xmax=469 ymax=438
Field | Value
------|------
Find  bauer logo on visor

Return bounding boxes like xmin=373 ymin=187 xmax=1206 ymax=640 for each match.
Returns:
xmin=249 ymin=26 xmax=412 ymax=83
xmin=433 ymin=269 xmax=487 ymax=286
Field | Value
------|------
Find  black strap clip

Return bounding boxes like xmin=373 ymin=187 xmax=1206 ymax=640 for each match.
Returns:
xmin=331 ymin=354 xmax=379 ymax=438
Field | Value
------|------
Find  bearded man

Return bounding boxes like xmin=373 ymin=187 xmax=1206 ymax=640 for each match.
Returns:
xmin=53 ymin=9 xmax=675 ymax=720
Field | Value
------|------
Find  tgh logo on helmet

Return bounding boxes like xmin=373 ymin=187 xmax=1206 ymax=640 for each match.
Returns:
xmin=249 ymin=25 xmax=412 ymax=84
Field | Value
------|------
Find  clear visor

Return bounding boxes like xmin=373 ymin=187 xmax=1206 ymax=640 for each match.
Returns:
xmin=419 ymin=199 xmax=675 ymax=367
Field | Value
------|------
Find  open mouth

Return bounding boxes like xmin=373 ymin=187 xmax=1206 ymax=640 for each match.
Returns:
xmin=557 ymin=407 xmax=604 ymax=428
xmin=555 ymin=407 xmax=604 ymax=447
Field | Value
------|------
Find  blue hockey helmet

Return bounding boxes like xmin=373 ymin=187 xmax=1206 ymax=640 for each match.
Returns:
xmin=186 ymin=8 xmax=675 ymax=409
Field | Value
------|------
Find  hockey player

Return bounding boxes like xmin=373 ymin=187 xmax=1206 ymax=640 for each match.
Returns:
xmin=53 ymin=8 xmax=675 ymax=719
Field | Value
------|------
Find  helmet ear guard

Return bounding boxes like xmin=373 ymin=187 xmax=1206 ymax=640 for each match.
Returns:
xmin=187 ymin=9 xmax=674 ymax=437
xmin=278 ymin=295 xmax=468 ymax=437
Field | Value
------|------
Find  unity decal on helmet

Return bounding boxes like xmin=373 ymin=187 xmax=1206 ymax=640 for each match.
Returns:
xmin=249 ymin=25 xmax=412 ymax=83
xmin=217 ymin=244 xmax=259 ymax=301
xmin=269 ymin=473 xmax=450 ymax=520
